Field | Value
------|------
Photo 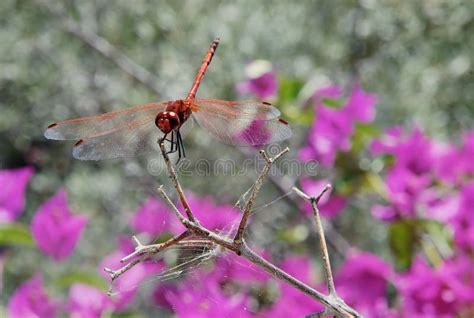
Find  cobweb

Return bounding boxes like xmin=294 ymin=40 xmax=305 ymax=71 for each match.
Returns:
xmin=107 ymin=238 xmax=221 ymax=296
xmin=107 ymin=182 xmax=292 ymax=297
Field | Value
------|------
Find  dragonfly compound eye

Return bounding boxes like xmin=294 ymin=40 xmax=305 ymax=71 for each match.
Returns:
xmin=155 ymin=111 xmax=181 ymax=134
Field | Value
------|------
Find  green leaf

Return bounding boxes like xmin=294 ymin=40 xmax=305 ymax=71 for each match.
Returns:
xmin=420 ymin=219 xmax=454 ymax=265
xmin=278 ymin=77 xmax=304 ymax=103
xmin=321 ymin=97 xmax=344 ymax=108
xmin=285 ymin=104 xmax=314 ymax=126
xmin=351 ymin=123 xmax=381 ymax=153
xmin=389 ymin=220 xmax=419 ymax=270
xmin=0 ymin=223 xmax=34 ymax=246
xmin=55 ymin=271 xmax=108 ymax=290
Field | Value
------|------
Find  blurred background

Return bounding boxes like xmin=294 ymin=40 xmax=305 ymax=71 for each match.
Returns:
xmin=1 ymin=1 xmax=473 ymax=317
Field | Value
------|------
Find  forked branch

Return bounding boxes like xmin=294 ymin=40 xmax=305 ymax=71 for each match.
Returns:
xmin=293 ymin=186 xmax=359 ymax=317
xmin=234 ymin=148 xmax=289 ymax=245
xmin=103 ymin=139 xmax=360 ymax=317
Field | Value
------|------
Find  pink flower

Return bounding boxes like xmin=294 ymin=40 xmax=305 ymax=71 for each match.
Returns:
xmin=370 ymin=126 xmax=403 ymax=155
xmin=300 ymin=178 xmax=346 ymax=218
xmin=265 ymin=255 xmax=324 ymax=317
xmin=7 ymin=275 xmax=58 ymax=318
xmin=154 ymin=249 xmax=270 ymax=315
xmin=130 ymin=197 xmax=172 ymax=236
xmin=299 ymin=84 xmax=377 ymax=167
xmin=459 ymin=131 xmax=474 ymax=176
xmin=335 ymin=251 xmax=395 ymax=317
xmin=0 ymin=166 xmax=34 ymax=223
xmin=236 ymin=60 xmax=278 ymax=99
xmin=99 ymin=237 xmax=165 ymax=311
xmin=151 ymin=283 xmax=178 ymax=311
xmin=370 ymin=129 xmax=438 ymax=221
xmin=434 ymin=130 xmax=474 ymax=184
xmin=397 ymin=256 xmax=474 ymax=317
xmin=371 ymin=129 xmax=434 ymax=175
xmin=451 ymin=182 xmax=474 ymax=252
xmin=31 ymin=189 xmax=88 ymax=262
xmin=345 ymin=84 xmax=377 ymax=123
xmin=384 ymin=167 xmax=431 ymax=219
xmin=68 ymin=284 xmax=112 ymax=318
xmin=417 ymin=187 xmax=460 ymax=223
xmin=166 ymin=284 xmax=251 ymax=317
xmin=214 ymin=251 xmax=271 ymax=283
xmin=174 ymin=192 xmax=240 ymax=233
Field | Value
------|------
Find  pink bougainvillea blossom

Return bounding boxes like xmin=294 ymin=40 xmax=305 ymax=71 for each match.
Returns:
xmin=370 ymin=128 xmax=473 ymax=227
xmin=237 ymin=60 xmax=278 ymax=99
xmin=165 ymin=282 xmax=251 ymax=317
xmin=99 ymin=237 xmax=165 ymax=311
xmin=335 ymin=251 xmax=396 ymax=318
xmin=68 ymin=283 xmax=112 ymax=318
xmin=155 ymin=249 xmax=271 ymax=315
xmin=130 ymin=197 xmax=172 ymax=236
xmin=299 ymin=84 xmax=377 ymax=167
xmin=174 ymin=192 xmax=240 ymax=233
xmin=7 ymin=275 xmax=58 ymax=318
xmin=264 ymin=255 xmax=324 ymax=317
xmin=0 ymin=166 xmax=34 ymax=223
xmin=434 ymin=131 xmax=474 ymax=184
xmin=397 ymin=256 xmax=474 ymax=317
xmin=31 ymin=189 xmax=88 ymax=262
xmin=451 ymin=182 xmax=474 ymax=252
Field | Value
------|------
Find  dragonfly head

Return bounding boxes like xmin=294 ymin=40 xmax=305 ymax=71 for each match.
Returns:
xmin=155 ymin=111 xmax=181 ymax=134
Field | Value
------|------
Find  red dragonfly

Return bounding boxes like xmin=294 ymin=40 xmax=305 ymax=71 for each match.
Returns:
xmin=44 ymin=38 xmax=291 ymax=161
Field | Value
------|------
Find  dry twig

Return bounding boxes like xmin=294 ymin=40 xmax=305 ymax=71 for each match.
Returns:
xmin=293 ymin=186 xmax=360 ymax=317
xmin=103 ymin=139 xmax=361 ymax=317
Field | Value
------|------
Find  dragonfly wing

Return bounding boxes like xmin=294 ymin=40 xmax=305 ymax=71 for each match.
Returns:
xmin=44 ymin=102 xmax=167 ymax=140
xmin=192 ymin=112 xmax=292 ymax=146
xmin=72 ymin=119 xmax=163 ymax=160
xmin=190 ymin=99 xmax=281 ymax=121
xmin=190 ymin=98 xmax=290 ymax=146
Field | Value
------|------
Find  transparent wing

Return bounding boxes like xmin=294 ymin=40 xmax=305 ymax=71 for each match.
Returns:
xmin=44 ymin=102 xmax=167 ymax=140
xmin=190 ymin=98 xmax=281 ymax=121
xmin=72 ymin=118 xmax=163 ymax=160
xmin=190 ymin=99 xmax=291 ymax=146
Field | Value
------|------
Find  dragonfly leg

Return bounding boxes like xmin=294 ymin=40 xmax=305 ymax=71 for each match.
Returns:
xmin=165 ymin=131 xmax=179 ymax=155
xmin=177 ymin=134 xmax=182 ymax=163
xmin=176 ymin=130 xmax=185 ymax=164
xmin=178 ymin=130 xmax=186 ymax=159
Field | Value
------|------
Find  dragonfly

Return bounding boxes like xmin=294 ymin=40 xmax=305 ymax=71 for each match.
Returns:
xmin=44 ymin=38 xmax=292 ymax=161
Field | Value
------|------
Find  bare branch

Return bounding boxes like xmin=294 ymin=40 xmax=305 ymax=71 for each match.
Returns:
xmin=293 ymin=185 xmax=362 ymax=318
xmin=234 ymin=147 xmax=289 ymax=245
xmin=120 ymin=231 xmax=191 ymax=263
xmin=240 ymin=146 xmax=352 ymax=257
xmin=293 ymin=185 xmax=337 ymax=296
xmin=240 ymin=242 xmax=357 ymax=317
xmin=157 ymin=185 xmax=188 ymax=225
xmin=104 ymin=148 xmax=360 ymax=317
xmin=158 ymin=139 xmax=196 ymax=222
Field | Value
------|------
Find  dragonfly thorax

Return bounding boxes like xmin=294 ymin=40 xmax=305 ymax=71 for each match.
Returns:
xmin=155 ymin=100 xmax=192 ymax=134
